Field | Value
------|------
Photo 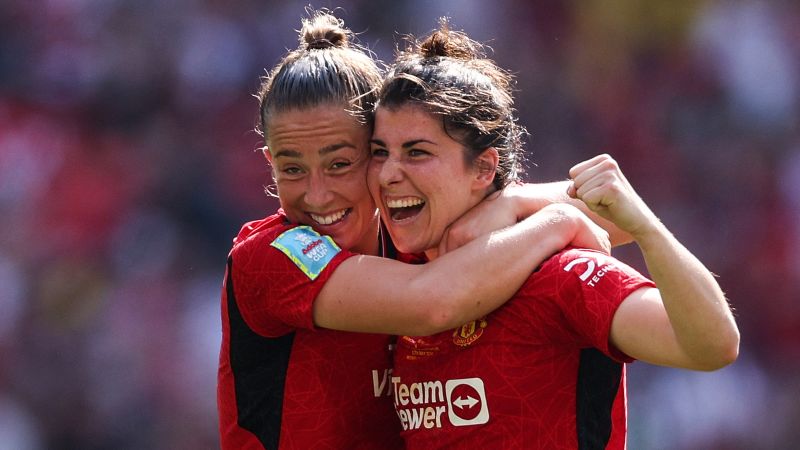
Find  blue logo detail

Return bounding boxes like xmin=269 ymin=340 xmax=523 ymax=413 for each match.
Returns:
xmin=271 ymin=226 xmax=340 ymax=280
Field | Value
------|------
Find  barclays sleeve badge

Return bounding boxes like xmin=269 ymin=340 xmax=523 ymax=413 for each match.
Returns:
xmin=271 ymin=226 xmax=341 ymax=280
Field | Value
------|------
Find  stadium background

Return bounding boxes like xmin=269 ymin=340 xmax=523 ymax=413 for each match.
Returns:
xmin=0 ymin=0 xmax=798 ymax=448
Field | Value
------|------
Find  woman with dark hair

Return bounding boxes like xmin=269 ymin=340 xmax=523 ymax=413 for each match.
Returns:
xmin=217 ymin=11 xmax=617 ymax=449
xmin=370 ymin=19 xmax=739 ymax=448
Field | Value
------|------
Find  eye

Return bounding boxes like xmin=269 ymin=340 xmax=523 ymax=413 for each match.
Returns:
xmin=371 ymin=147 xmax=389 ymax=158
xmin=408 ymin=149 xmax=430 ymax=157
xmin=330 ymin=160 xmax=352 ymax=170
xmin=280 ymin=166 xmax=304 ymax=176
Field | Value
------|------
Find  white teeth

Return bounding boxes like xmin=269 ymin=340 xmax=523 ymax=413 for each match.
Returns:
xmin=310 ymin=209 xmax=347 ymax=225
xmin=386 ymin=197 xmax=424 ymax=208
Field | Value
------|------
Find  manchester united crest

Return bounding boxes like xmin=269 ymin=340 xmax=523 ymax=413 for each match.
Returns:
xmin=452 ymin=317 xmax=488 ymax=347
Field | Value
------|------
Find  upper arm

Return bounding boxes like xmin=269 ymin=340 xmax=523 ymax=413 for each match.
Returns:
xmin=609 ymin=287 xmax=695 ymax=368
xmin=311 ymin=255 xmax=450 ymax=336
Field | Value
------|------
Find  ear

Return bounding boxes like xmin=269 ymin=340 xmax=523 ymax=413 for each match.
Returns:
xmin=263 ymin=146 xmax=278 ymax=185
xmin=263 ymin=146 xmax=273 ymax=164
xmin=472 ymin=147 xmax=499 ymax=191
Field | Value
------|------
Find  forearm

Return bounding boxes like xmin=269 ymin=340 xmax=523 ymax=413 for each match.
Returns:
xmin=313 ymin=206 xmax=584 ymax=336
xmin=514 ymin=181 xmax=633 ymax=246
xmin=634 ymin=222 xmax=739 ymax=370
xmin=417 ymin=207 xmax=582 ymax=332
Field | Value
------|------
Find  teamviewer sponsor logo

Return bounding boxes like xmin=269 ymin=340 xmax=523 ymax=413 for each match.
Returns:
xmin=446 ymin=378 xmax=489 ymax=426
xmin=392 ymin=376 xmax=489 ymax=430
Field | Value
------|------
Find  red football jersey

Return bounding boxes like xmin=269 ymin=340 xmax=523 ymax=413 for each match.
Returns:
xmin=392 ymin=248 xmax=655 ymax=449
xmin=217 ymin=212 xmax=402 ymax=449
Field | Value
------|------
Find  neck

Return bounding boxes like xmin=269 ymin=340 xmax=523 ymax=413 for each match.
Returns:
xmin=423 ymin=188 xmax=495 ymax=261
xmin=351 ymin=211 xmax=382 ymax=256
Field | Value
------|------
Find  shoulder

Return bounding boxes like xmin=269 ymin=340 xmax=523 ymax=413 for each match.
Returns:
xmin=523 ymin=247 xmax=647 ymax=293
xmin=230 ymin=212 xmax=291 ymax=253
xmin=225 ymin=215 xmax=355 ymax=333
xmin=540 ymin=247 xmax=611 ymax=278
xmin=522 ymin=247 xmax=607 ymax=284
xmin=231 ymin=214 xmax=348 ymax=282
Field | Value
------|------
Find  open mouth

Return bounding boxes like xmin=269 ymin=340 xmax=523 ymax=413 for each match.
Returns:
xmin=309 ymin=208 xmax=350 ymax=226
xmin=386 ymin=197 xmax=425 ymax=221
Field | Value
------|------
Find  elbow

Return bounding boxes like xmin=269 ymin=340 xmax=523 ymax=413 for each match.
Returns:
xmin=695 ymin=328 xmax=741 ymax=371
xmin=410 ymin=286 xmax=464 ymax=336
xmin=716 ymin=328 xmax=741 ymax=368
xmin=404 ymin=277 xmax=464 ymax=336
xmin=414 ymin=304 xmax=458 ymax=337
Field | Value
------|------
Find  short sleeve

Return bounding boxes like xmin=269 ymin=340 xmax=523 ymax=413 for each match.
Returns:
xmin=544 ymin=248 xmax=656 ymax=362
xmin=229 ymin=225 xmax=358 ymax=337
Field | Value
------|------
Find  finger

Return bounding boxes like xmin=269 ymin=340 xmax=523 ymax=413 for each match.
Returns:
xmin=592 ymin=227 xmax=612 ymax=255
xmin=572 ymin=222 xmax=611 ymax=255
xmin=573 ymin=163 xmax=626 ymax=200
xmin=579 ymin=185 xmax=615 ymax=212
xmin=568 ymin=154 xmax=607 ymax=179
xmin=574 ymin=171 xmax=615 ymax=200
xmin=571 ymin=159 xmax=613 ymax=193
xmin=566 ymin=181 xmax=577 ymax=199
xmin=568 ymin=153 xmax=614 ymax=180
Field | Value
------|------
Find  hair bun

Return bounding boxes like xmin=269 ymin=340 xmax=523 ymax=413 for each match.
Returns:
xmin=300 ymin=11 xmax=350 ymax=50
xmin=418 ymin=17 xmax=482 ymax=60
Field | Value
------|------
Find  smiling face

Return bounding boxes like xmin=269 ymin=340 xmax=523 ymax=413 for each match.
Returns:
xmin=266 ymin=104 xmax=380 ymax=255
xmin=368 ymin=104 xmax=495 ymax=259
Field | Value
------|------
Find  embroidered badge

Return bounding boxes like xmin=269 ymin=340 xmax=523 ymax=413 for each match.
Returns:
xmin=271 ymin=226 xmax=340 ymax=280
xmin=400 ymin=336 xmax=441 ymax=361
xmin=452 ymin=318 xmax=488 ymax=347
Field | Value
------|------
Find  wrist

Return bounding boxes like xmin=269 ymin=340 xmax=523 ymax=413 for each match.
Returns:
xmin=499 ymin=183 xmax=526 ymax=221
xmin=630 ymin=217 xmax=668 ymax=247
xmin=540 ymin=203 xmax=581 ymax=247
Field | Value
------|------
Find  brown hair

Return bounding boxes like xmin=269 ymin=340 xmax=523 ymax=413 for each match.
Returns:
xmin=377 ymin=18 xmax=526 ymax=190
xmin=257 ymin=10 xmax=382 ymax=142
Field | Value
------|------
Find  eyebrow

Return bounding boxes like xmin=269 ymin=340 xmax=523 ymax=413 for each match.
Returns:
xmin=320 ymin=142 xmax=354 ymax=155
xmin=273 ymin=149 xmax=302 ymax=159
xmin=369 ymin=139 xmax=436 ymax=148
xmin=273 ymin=142 xmax=355 ymax=159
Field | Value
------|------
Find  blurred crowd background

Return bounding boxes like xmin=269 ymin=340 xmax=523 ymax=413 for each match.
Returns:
xmin=0 ymin=0 xmax=798 ymax=448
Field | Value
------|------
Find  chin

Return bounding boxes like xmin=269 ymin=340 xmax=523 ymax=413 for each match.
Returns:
xmin=395 ymin=238 xmax=424 ymax=255
xmin=331 ymin=234 xmax=354 ymax=250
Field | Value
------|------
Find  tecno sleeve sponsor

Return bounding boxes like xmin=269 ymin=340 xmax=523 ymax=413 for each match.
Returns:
xmin=554 ymin=249 xmax=655 ymax=362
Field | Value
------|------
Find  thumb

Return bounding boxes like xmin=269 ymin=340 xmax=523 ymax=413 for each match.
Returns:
xmin=566 ymin=181 xmax=578 ymax=199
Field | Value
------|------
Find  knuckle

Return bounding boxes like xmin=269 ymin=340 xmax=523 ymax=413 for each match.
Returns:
xmin=599 ymin=159 xmax=617 ymax=171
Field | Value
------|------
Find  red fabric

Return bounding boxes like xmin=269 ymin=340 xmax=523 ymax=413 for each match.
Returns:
xmin=217 ymin=212 xmax=402 ymax=449
xmin=392 ymin=248 xmax=655 ymax=449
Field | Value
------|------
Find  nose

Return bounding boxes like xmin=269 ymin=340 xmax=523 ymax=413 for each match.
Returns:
xmin=378 ymin=155 xmax=404 ymax=187
xmin=304 ymin=172 xmax=334 ymax=207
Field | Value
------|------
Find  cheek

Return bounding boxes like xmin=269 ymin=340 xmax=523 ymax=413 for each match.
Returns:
xmin=366 ymin=172 xmax=380 ymax=199
xmin=274 ymin=179 xmax=300 ymax=203
xmin=366 ymin=160 xmax=382 ymax=184
xmin=426 ymin=178 xmax=472 ymax=223
xmin=415 ymin=164 xmax=454 ymax=198
xmin=341 ymin=175 xmax=373 ymax=206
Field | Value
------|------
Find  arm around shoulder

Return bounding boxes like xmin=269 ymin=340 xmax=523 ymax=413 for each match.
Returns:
xmin=313 ymin=203 xmax=611 ymax=336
